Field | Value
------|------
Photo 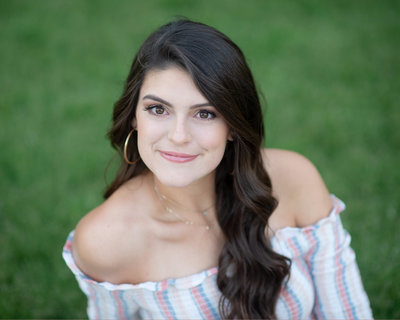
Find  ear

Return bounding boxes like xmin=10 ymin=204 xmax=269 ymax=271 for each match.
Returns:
xmin=131 ymin=118 xmax=137 ymax=129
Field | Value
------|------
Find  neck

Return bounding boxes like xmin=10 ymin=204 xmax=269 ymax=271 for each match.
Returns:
xmin=152 ymin=173 xmax=216 ymax=214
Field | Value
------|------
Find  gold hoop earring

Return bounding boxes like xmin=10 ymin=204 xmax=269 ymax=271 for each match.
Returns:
xmin=123 ymin=129 xmax=140 ymax=165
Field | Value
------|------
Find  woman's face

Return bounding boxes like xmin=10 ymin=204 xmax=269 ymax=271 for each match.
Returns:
xmin=133 ymin=66 xmax=231 ymax=188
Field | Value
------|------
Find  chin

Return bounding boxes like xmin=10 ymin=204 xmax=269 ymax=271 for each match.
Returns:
xmin=156 ymin=173 xmax=199 ymax=188
xmin=154 ymin=169 xmax=214 ymax=188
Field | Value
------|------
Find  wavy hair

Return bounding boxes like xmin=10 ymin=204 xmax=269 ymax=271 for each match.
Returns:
xmin=105 ymin=19 xmax=290 ymax=319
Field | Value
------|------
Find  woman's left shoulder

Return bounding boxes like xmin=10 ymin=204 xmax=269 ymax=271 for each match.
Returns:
xmin=261 ymin=148 xmax=333 ymax=228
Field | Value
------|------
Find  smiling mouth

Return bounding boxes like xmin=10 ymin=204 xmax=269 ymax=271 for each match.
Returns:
xmin=159 ymin=151 xmax=198 ymax=163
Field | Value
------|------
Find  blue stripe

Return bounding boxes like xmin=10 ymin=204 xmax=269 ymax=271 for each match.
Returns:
xmin=91 ymin=285 xmax=102 ymax=319
xmin=308 ymin=228 xmax=326 ymax=319
xmin=332 ymin=221 xmax=346 ymax=318
xmin=198 ymin=284 xmax=219 ymax=319
xmin=162 ymin=290 xmax=178 ymax=319
xmin=342 ymin=271 xmax=357 ymax=318
xmin=153 ymin=291 xmax=168 ymax=319
xmin=290 ymin=237 xmax=314 ymax=284
xmin=118 ymin=290 xmax=131 ymax=319
xmin=279 ymin=296 xmax=291 ymax=318
xmin=286 ymin=285 xmax=303 ymax=318
xmin=333 ymin=220 xmax=354 ymax=317
xmin=291 ymin=237 xmax=302 ymax=254
xmin=189 ymin=288 xmax=204 ymax=318
xmin=338 ymin=230 xmax=357 ymax=318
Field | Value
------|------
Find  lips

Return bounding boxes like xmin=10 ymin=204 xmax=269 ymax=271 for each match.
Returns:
xmin=159 ymin=150 xmax=198 ymax=163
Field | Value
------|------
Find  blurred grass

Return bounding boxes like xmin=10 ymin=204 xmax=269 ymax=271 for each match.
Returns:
xmin=0 ymin=0 xmax=399 ymax=318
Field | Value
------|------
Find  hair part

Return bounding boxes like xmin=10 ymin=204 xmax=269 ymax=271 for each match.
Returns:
xmin=105 ymin=19 xmax=290 ymax=319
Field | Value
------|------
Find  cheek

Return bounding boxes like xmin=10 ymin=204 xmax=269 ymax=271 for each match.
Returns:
xmin=137 ymin=118 xmax=163 ymax=142
xmin=196 ymin=125 xmax=229 ymax=153
xmin=136 ymin=119 xmax=163 ymax=158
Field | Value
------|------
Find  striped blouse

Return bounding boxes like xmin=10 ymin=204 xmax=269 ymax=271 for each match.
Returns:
xmin=63 ymin=195 xmax=373 ymax=319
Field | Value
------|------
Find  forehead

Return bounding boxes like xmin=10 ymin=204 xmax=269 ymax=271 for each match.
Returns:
xmin=139 ymin=66 xmax=209 ymax=105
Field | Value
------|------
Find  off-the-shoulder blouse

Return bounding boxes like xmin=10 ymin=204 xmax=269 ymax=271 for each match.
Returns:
xmin=63 ymin=195 xmax=372 ymax=319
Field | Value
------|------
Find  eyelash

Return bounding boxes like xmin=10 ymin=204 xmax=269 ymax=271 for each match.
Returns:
xmin=144 ymin=105 xmax=217 ymax=120
xmin=144 ymin=104 xmax=166 ymax=116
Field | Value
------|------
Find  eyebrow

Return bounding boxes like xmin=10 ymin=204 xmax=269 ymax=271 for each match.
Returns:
xmin=142 ymin=94 xmax=212 ymax=109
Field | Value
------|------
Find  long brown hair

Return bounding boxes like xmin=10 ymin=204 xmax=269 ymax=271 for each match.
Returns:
xmin=105 ymin=19 xmax=290 ymax=319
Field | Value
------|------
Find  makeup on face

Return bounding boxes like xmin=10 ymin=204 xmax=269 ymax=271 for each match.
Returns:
xmin=134 ymin=66 xmax=230 ymax=188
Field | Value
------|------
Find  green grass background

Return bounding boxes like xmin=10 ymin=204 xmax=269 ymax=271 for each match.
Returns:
xmin=1 ymin=0 xmax=399 ymax=318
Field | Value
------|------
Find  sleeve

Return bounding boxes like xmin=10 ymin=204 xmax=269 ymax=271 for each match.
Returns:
xmin=303 ymin=197 xmax=373 ymax=319
xmin=62 ymin=231 xmax=141 ymax=319
xmin=76 ymin=278 xmax=141 ymax=320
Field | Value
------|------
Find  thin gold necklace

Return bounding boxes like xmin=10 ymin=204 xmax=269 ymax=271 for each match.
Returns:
xmin=153 ymin=179 xmax=212 ymax=231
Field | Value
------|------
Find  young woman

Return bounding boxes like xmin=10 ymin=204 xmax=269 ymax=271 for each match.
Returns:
xmin=63 ymin=19 xmax=372 ymax=319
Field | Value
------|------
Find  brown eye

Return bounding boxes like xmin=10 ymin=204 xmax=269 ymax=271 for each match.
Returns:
xmin=199 ymin=111 xmax=209 ymax=118
xmin=144 ymin=104 xmax=168 ymax=116
xmin=196 ymin=110 xmax=216 ymax=120
xmin=155 ymin=106 xmax=164 ymax=114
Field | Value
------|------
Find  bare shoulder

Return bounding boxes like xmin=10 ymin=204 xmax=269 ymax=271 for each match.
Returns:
xmin=261 ymin=148 xmax=333 ymax=228
xmin=72 ymin=175 xmax=151 ymax=282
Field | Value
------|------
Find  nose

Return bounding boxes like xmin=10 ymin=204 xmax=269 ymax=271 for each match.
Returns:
xmin=168 ymin=116 xmax=191 ymax=145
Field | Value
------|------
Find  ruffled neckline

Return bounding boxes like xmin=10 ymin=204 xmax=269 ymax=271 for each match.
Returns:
xmin=63 ymin=231 xmax=219 ymax=291
xmin=63 ymin=194 xmax=344 ymax=291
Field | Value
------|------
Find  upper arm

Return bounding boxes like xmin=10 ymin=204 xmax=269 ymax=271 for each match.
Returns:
xmin=264 ymin=149 xmax=373 ymax=318
xmin=72 ymin=198 xmax=146 ymax=283
xmin=262 ymin=148 xmax=333 ymax=228
xmin=72 ymin=206 xmax=119 ymax=282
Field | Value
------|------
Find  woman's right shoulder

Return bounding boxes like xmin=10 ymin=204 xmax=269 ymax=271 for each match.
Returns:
xmin=72 ymin=175 xmax=152 ymax=282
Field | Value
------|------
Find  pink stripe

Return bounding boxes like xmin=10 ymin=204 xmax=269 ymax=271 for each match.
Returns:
xmin=191 ymin=287 xmax=213 ymax=319
xmin=112 ymin=291 xmax=125 ymax=319
xmin=287 ymin=238 xmax=300 ymax=256
xmin=287 ymin=237 xmax=317 ymax=316
xmin=280 ymin=286 xmax=297 ymax=316
xmin=88 ymin=285 xmax=101 ymax=319
xmin=175 ymin=291 xmax=190 ymax=319
xmin=334 ymin=220 xmax=353 ymax=318
xmin=304 ymin=230 xmax=325 ymax=319
xmin=287 ymin=238 xmax=313 ymax=283
xmin=304 ymin=229 xmax=317 ymax=262
xmin=65 ymin=238 xmax=72 ymax=251
xmin=155 ymin=291 xmax=174 ymax=319
xmin=161 ymin=279 xmax=169 ymax=291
